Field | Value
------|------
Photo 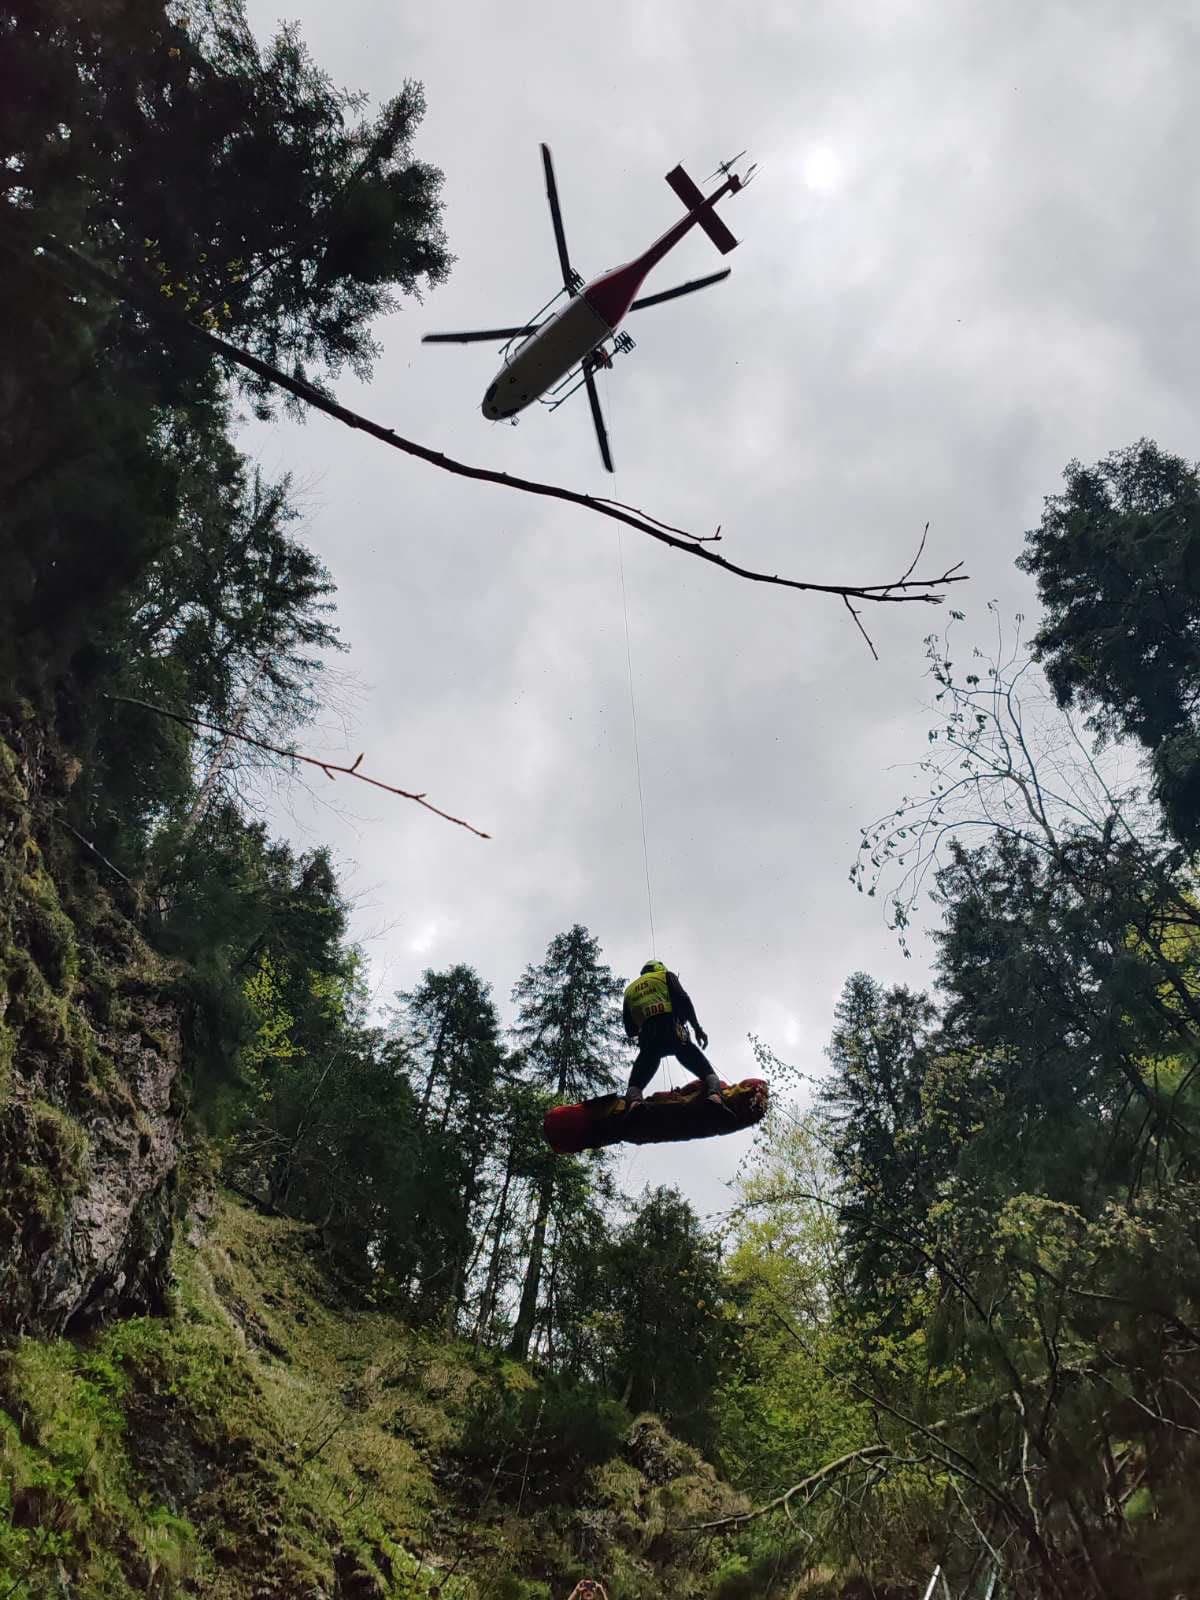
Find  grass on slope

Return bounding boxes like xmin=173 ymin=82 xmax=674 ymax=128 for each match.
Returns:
xmin=0 ymin=1191 xmax=746 ymax=1599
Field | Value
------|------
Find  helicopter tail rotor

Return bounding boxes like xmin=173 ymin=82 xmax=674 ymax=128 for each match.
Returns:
xmin=704 ymin=150 xmax=759 ymax=191
xmin=664 ymin=164 xmax=739 ymax=254
xmin=705 ymin=149 xmax=748 ymax=182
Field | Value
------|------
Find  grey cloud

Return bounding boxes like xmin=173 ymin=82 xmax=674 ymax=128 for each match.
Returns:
xmin=241 ymin=0 xmax=1200 ymax=1212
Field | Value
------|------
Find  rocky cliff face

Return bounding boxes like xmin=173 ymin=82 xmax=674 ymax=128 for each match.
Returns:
xmin=0 ymin=714 xmax=183 ymax=1334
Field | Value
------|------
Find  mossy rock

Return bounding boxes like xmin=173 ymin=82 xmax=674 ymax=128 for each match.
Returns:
xmin=1 ymin=1188 xmax=740 ymax=1599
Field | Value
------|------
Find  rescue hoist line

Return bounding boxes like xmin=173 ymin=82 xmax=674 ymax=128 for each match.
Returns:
xmin=610 ymin=439 xmax=656 ymax=964
xmin=608 ymin=400 xmax=671 ymax=1083
xmin=617 ymin=526 xmax=656 ymax=961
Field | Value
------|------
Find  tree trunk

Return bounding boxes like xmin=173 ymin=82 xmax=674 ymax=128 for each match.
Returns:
xmin=418 ymin=981 xmax=458 ymax=1127
xmin=177 ymin=655 xmax=269 ymax=847
xmin=442 ymin=1160 xmax=481 ymax=1334
xmin=543 ymin=1223 xmax=559 ymax=1367
xmin=475 ymin=1147 xmax=514 ymax=1348
xmin=507 ymin=1172 xmax=552 ymax=1362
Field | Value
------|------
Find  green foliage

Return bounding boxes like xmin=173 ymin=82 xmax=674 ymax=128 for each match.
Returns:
xmin=0 ymin=290 xmax=193 ymax=704
xmin=486 ymin=1580 xmax=552 ymax=1600
xmin=506 ymin=927 xmax=625 ymax=1362
xmin=600 ymin=1186 xmax=736 ymax=1444
xmin=2 ymin=1195 xmax=738 ymax=1598
xmin=241 ymin=951 xmax=301 ymax=1073
xmin=78 ymin=411 xmax=344 ymax=875
xmin=712 ymin=1109 xmax=914 ymax=1582
xmin=151 ymin=818 xmax=352 ymax=1126
xmin=458 ymin=1372 xmax=632 ymax=1506
xmin=387 ymin=967 xmax=507 ymax=1321
xmin=5 ymin=0 xmax=450 ymax=388
xmin=820 ymin=973 xmax=941 ymax=1325
xmin=2 ymin=0 xmax=445 ymax=718
xmin=0 ymin=1337 xmax=198 ymax=1597
xmin=710 ymin=1545 xmax=824 ymax=1600
xmin=511 ymin=925 xmax=625 ymax=1103
xmin=785 ymin=602 xmax=1200 ymax=1593
xmin=1 ymin=2 xmax=753 ymax=1589
xmin=1019 ymin=438 xmax=1200 ymax=844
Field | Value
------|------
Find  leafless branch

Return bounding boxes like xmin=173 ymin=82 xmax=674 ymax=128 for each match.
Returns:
xmin=594 ymin=498 xmax=722 ymax=544
xmin=684 ymin=1444 xmax=891 ymax=1531
xmin=882 ymin=520 xmax=931 ymax=599
xmin=842 ymin=593 xmax=879 ymax=660
xmin=105 ymin=694 xmax=490 ymax=839
xmin=1091 ymin=1371 xmax=1200 ymax=1439
xmin=30 ymin=233 xmax=969 ymax=617
xmin=52 ymin=813 xmax=134 ymax=885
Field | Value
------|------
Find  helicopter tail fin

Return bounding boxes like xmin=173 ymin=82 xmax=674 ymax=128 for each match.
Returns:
xmin=665 ymin=164 xmax=739 ymax=255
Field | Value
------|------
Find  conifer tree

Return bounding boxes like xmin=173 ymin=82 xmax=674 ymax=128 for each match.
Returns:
xmin=507 ymin=926 xmax=624 ymax=1360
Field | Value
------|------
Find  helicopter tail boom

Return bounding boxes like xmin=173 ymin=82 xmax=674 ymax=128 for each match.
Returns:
xmin=664 ymin=163 xmax=739 ymax=255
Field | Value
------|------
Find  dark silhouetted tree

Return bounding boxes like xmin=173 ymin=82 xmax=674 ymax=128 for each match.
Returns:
xmin=1019 ymin=439 xmax=1200 ymax=846
xmin=507 ymin=925 xmax=624 ymax=1360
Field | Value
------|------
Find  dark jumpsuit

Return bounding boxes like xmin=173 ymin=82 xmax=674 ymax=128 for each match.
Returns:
xmin=624 ymin=971 xmax=719 ymax=1095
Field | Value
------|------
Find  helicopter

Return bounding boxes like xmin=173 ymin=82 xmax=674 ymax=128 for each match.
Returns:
xmin=421 ymin=145 xmax=756 ymax=472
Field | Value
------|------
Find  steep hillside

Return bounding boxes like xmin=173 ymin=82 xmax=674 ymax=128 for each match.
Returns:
xmin=0 ymin=722 xmax=753 ymax=1597
xmin=0 ymin=719 xmax=184 ymax=1336
xmin=0 ymin=1193 xmax=748 ymax=1599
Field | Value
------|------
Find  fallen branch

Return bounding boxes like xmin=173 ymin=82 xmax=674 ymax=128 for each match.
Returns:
xmin=52 ymin=813 xmax=134 ymax=885
xmin=105 ymin=695 xmax=490 ymax=839
xmin=685 ymin=1444 xmax=891 ymax=1532
xmin=29 ymin=233 xmax=968 ymax=620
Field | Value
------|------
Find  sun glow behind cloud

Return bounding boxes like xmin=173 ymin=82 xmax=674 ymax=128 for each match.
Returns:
xmin=407 ymin=919 xmax=444 ymax=956
xmin=803 ymin=143 xmax=844 ymax=194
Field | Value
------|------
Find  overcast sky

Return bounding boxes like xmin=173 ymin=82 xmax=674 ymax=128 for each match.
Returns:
xmin=240 ymin=0 xmax=1200 ymax=1217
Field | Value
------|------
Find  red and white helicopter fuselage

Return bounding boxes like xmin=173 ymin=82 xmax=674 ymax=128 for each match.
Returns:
xmin=423 ymin=147 xmax=753 ymax=471
xmin=483 ymin=165 xmax=746 ymax=421
xmin=482 ymin=294 xmax=612 ymax=419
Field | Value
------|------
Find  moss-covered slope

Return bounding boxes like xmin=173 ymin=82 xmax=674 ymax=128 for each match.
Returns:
xmin=0 ymin=719 xmax=183 ymax=1336
xmin=0 ymin=1193 xmax=747 ymax=1599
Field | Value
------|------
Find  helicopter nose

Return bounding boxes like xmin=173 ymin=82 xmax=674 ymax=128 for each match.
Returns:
xmin=482 ymin=380 xmax=501 ymax=420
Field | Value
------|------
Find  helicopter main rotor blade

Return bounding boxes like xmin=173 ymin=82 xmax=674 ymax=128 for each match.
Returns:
xmin=583 ymin=365 xmax=614 ymax=474
xmin=628 ymin=268 xmax=732 ymax=312
xmin=540 ymin=143 xmax=577 ymax=295
xmin=422 ymin=326 xmax=539 ymax=344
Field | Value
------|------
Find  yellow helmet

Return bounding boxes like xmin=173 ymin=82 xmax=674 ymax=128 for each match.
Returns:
xmin=640 ymin=959 xmax=666 ymax=975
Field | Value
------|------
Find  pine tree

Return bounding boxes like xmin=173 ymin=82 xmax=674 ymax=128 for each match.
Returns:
xmin=391 ymin=966 xmax=505 ymax=1323
xmin=2 ymin=0 xmax=448 ymax=709
xmin=507 ymin=926 xmax=624 ymax=1360
xmin=602 ymin=1186 xmax=732 ymax=1441
xmin=79 ymin=420 xmax=344 ymax=878
xmin=819 ymin=973 xmax=940 ymax=1323
xmin=5 ymin=0 xmax=450 ymax=392
xmin=471 ymin=1074 xmax=547 ymax=1348
xmin=510 ymin=925 xmax=625 ymax=1100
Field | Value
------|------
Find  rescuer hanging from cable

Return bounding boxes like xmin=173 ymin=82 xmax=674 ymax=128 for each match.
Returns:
xmin=622 ymin=960 xmax=731 ymax=1113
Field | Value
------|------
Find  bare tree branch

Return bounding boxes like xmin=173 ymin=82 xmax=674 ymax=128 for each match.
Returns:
xmin=685 ymin=1444 xmax=891 ymax=1532
xmin=882 ymin=520 xmax=931 ymax=599
xmin=842 ymin=594 xmax=879 ymax=660
xmin=52 ymin=813 xmax=134 ymax=885
xmin=595 ymin=499 xmax=723 ymax=545
xmin=105 ymin=694 xmax=490 ymax=839
xmin=27 ymin=232 xmax=969 ymax=616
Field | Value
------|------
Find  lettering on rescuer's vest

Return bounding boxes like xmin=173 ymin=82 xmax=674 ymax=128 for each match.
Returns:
xmin=626 ymin=969 xmax=672 ymax=1028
